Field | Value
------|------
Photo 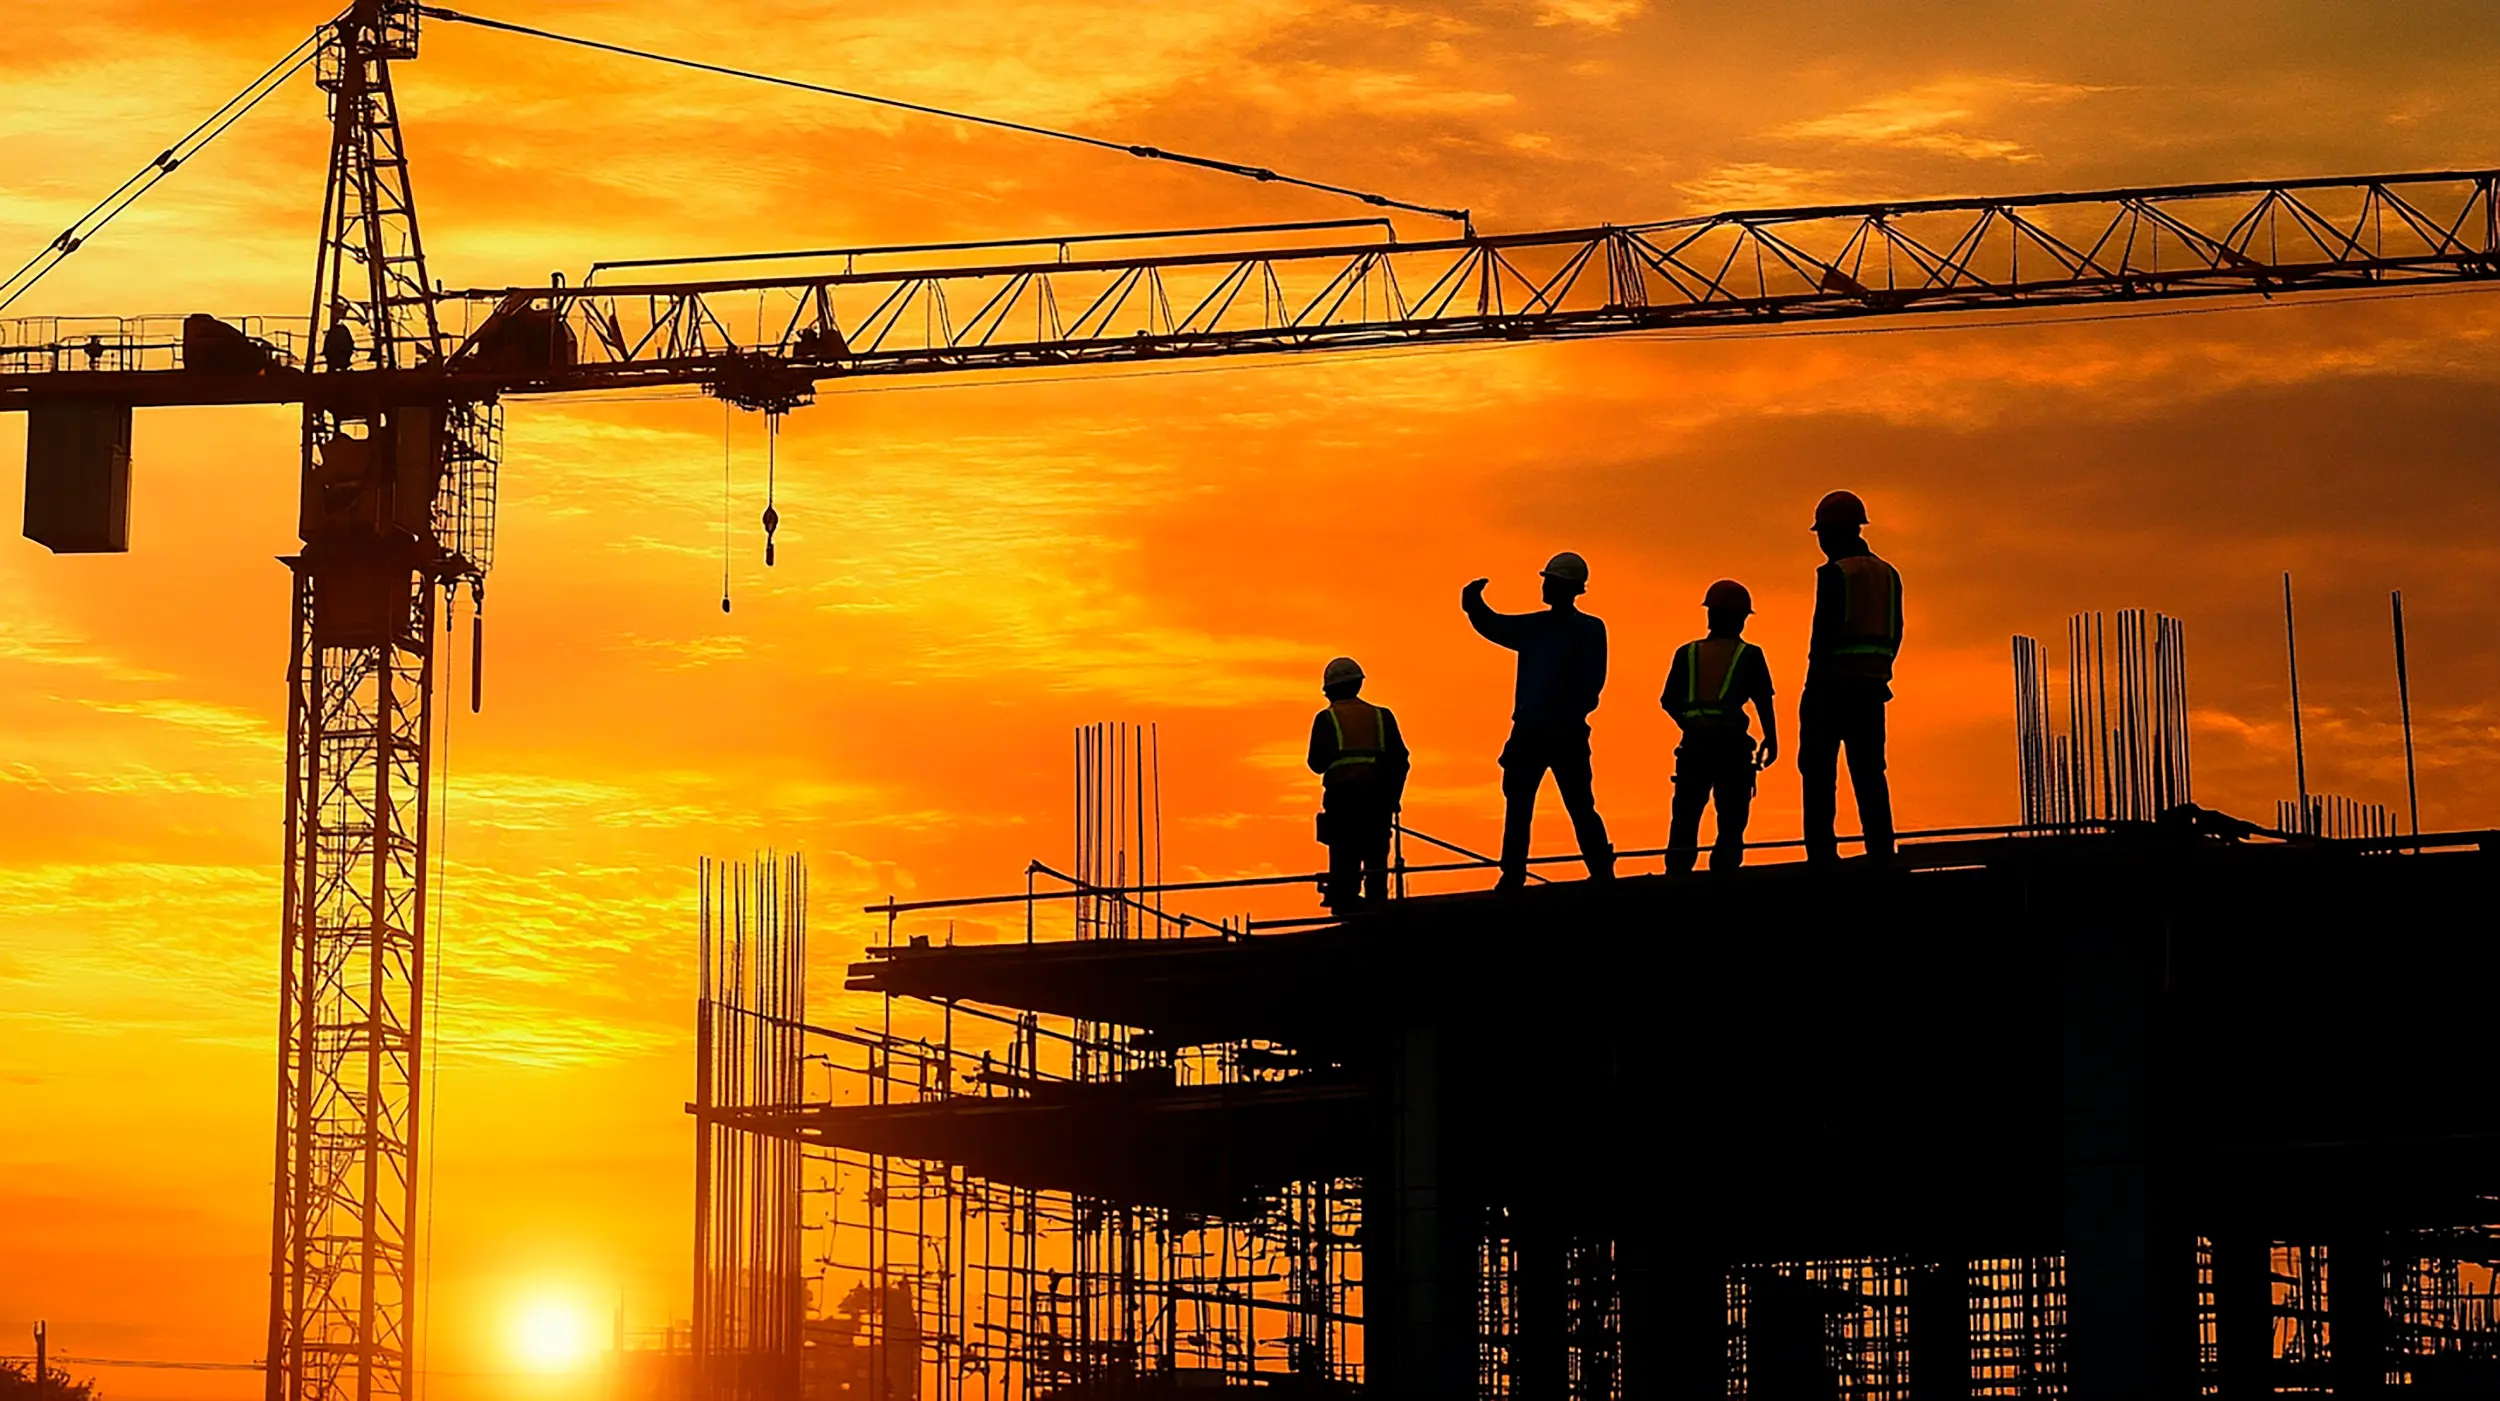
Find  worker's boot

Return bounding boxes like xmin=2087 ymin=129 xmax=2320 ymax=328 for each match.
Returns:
xmin=1585 ymin=843 xmax=1616 ymax=882
xmin=1494 ymin=866 xmax=1526 ymax=895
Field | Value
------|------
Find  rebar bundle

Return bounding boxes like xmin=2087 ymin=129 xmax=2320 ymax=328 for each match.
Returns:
xmin=2012 ymin=610 xmax=2191 ymax=827
xmin=2276 ymin=794 xmax=2395 ymax=839
xmin=694 ymin=855 xmax=808 ymax=1401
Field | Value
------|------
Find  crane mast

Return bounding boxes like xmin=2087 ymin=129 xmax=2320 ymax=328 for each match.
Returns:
xmin=0 ymin=13 xmax=2494 ymax=1401
xmin=270 ymin=7 xmax=495 ymax=1401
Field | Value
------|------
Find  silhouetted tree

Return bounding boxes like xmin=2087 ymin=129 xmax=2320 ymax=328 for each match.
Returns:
xmin=0 ymin=1361 xmax=99 ymax=1401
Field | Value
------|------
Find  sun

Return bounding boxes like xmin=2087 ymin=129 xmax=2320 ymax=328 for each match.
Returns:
xmin=510 ymin=1292 xmax=599 ymax=1374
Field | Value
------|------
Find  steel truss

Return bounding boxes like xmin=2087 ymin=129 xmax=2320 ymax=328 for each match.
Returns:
xmin=264 ymin=8 xmax=493 ymax=1401
xmin=4 ymin=170 xmax=2496 ymax=410
xmin=436 ymin=168 xmax=2500 ymax=396
xmin=268 ymin=560 xmax=435 ymax=1401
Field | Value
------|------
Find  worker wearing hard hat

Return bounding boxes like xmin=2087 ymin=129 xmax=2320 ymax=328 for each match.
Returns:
xmin=1802 ymin=490 xmax=1904 ymax=864
xmin=1462 ymin=552 xmax=1615 ymax=891
xmin=1661 ymin=579 xmax=1779 ymax=873
xmin=1306 ymin=656 xmax=1411 ymax=913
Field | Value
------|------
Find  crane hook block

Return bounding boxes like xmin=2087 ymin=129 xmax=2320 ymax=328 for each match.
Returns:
xmin=762 ymin=503 xmax=779 ymax=568
xmin=710 ymin=352 xmax=816 ymax=415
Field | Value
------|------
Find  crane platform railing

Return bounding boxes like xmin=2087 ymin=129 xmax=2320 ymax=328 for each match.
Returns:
xmin=5 ymin=168 xmax=2495 ymax=410
xmin=856 ymin=818 xmax=2500 ymax=941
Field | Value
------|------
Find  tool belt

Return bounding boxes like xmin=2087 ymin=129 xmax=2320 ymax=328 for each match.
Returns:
xmin=1675 ymin=728 xmax=1756 ymax=762
xmin=1317 ymin=790 xmax=1394 ymax=843
xmin=1674 ymin=730 xmax=1758 ymax=792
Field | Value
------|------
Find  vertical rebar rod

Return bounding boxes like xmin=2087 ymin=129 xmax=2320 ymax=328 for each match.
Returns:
xmin=2284 ymin=572 xmax=2310 ymax=832
xmin=2393 ymin=589 xmax=2420 ymax=839
xmin=2012 ymin=637 xmax=2040 ymax=826
xmin=2066 ymin=616 xmax=2086 ymax=823
xmin=2094 ymin=611 xmax=2113 ymax=822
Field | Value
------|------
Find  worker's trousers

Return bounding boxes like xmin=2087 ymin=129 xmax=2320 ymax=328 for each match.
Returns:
xmin=1800 ymin=679 xmax=1893 ymax=862
xmin=1319 ymin=784 xmax=1394 ymax=911
xmin=1498 ymin=722 xmax=1613 ymax=884
xmin=1668 ymin=731 xmax=1757 ymax=873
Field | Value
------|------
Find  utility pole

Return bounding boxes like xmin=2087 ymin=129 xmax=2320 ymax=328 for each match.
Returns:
xmin=33 ymin=1321 xmax=45 ymax=1400
xmin=2393 ymin=590 xmax=2420 ymax=839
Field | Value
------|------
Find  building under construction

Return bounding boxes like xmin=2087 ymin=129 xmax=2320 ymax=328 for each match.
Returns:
xmin=681 ymin=710 xmax=2500 ymax=1400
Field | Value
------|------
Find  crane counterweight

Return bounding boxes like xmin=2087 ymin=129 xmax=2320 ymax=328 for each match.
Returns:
xmin=22 ymin=401 xmax=132 ymax=553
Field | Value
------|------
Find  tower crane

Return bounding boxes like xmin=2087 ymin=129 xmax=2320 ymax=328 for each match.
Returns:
xmin=1 ymin=5 xmax=2495 ymax=1401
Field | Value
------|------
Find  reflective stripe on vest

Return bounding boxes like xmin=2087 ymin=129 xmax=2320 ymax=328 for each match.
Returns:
xmin=1832 ymin=554 xmax=1902 ymax=658
xmin=1327 ymin=700 xmax=1391 ymax=773
xmin=1678 ymin=639 xmax=1753 ymax=722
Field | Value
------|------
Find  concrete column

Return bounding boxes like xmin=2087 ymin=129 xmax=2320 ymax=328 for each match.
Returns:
xmin=1366 ymin=1026 xmax=1472 ymax=1399
xmin=2329 ymin=1229 xmax=2386 ymax=1399
xmin=1620 ymin=1227 xmax=1723 ymax=1400
xmin=1910 ymin=1261 xmax=1971 ymax=1400
xmin=2060 ymin=926 xmax=2157 ymax=1395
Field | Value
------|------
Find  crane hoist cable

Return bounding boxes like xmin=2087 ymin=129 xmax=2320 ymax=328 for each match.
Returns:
xmin=0 ymin=25 xmax=324 ymax=313
xmin=413 ymin=5 xmax=1473 ymax=229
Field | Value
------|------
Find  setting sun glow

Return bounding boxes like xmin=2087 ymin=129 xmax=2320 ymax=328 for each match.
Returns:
xmin=510 ymin=1294 xmax=599 ymax=1375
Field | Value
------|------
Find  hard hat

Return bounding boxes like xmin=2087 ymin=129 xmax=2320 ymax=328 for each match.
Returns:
xmin=1322 ymin=656 xmax=1365 ymax=691
xmin=1703 ymin=579 xmax=1753 ymax=614
xmin=1813 ymin=490 xmax=1869 ymax=530
xmin=1539 ymin=551 xmax=1590 ymax=587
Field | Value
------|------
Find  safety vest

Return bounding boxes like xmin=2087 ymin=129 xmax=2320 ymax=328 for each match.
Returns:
xmin=1674 ymin=639 xmax=1755 ymax=727
xmin=1326 ymin=699 xmax=1396 ymax=782
xmin=1827 ymin=554 xmax=1903 ymax=679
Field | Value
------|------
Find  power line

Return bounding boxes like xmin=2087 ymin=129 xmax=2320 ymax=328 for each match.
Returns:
xmin=1 ymin=1355 xmax=261 ymax=1373
xmin=0 ymin=1355 xmax=586 ymax=1381
xmin=413 ymin=5 xmax=1471 ymax=228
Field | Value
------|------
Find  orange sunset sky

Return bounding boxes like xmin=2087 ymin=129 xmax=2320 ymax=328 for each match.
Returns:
xmin=4 ymin=1 xmax=2499 ymax=1396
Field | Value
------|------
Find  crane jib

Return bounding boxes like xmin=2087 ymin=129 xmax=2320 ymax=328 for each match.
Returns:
xmin=6 ymin=166 xmax=2498 ymax=427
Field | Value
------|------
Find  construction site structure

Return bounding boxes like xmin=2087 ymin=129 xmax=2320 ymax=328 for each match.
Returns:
xmin=695 ymin=818 xmax=2500 ymax=1400
xmin=664 ymin=719 xmax=2500 ymax=1400
xmin=7 ymin=4 xmax=2500 ymax=1396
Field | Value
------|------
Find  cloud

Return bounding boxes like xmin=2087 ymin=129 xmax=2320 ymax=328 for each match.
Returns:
xmin=1674 ymin=161 xmax=1844 ymax=211
xmin=1537 ymin=0 xmax=1645 ymax=29
xmin=1776 ymin=77 xmax=2110 ymax=163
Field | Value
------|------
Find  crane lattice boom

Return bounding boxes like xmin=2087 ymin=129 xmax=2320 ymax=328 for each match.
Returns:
xmin=4 ymin=168 xmax=2495 ymax=412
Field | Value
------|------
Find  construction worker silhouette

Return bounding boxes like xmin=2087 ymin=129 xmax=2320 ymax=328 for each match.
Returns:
xmin=1306 ymin=656 xmax=1410 ymax=912
xmin=1463 ymin=552 xmax=1614 ymax=891
xmin=1662 ymin=579 xmax=1779 ymax=873
xmin=1802 ymin=490 xmax=1904 ymax=863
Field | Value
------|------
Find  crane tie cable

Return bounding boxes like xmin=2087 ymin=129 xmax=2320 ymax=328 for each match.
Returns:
xmin=413 ymin=6 xmax=1472 ymax=229
xmin=0 ymin=25 xmax=324 ymax=313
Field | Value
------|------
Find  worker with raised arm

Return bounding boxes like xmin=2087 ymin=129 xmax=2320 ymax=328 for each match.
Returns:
xmin=1801 ymin=490 xmax=1904 ymax=864
xmin=1462 ymin=552 xmax=1614 ymax=891
xmin=1306 ymin=656 xmax=1411 ymax=913
xmin=1662 ymin=579 xmax=1779 ymax=873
